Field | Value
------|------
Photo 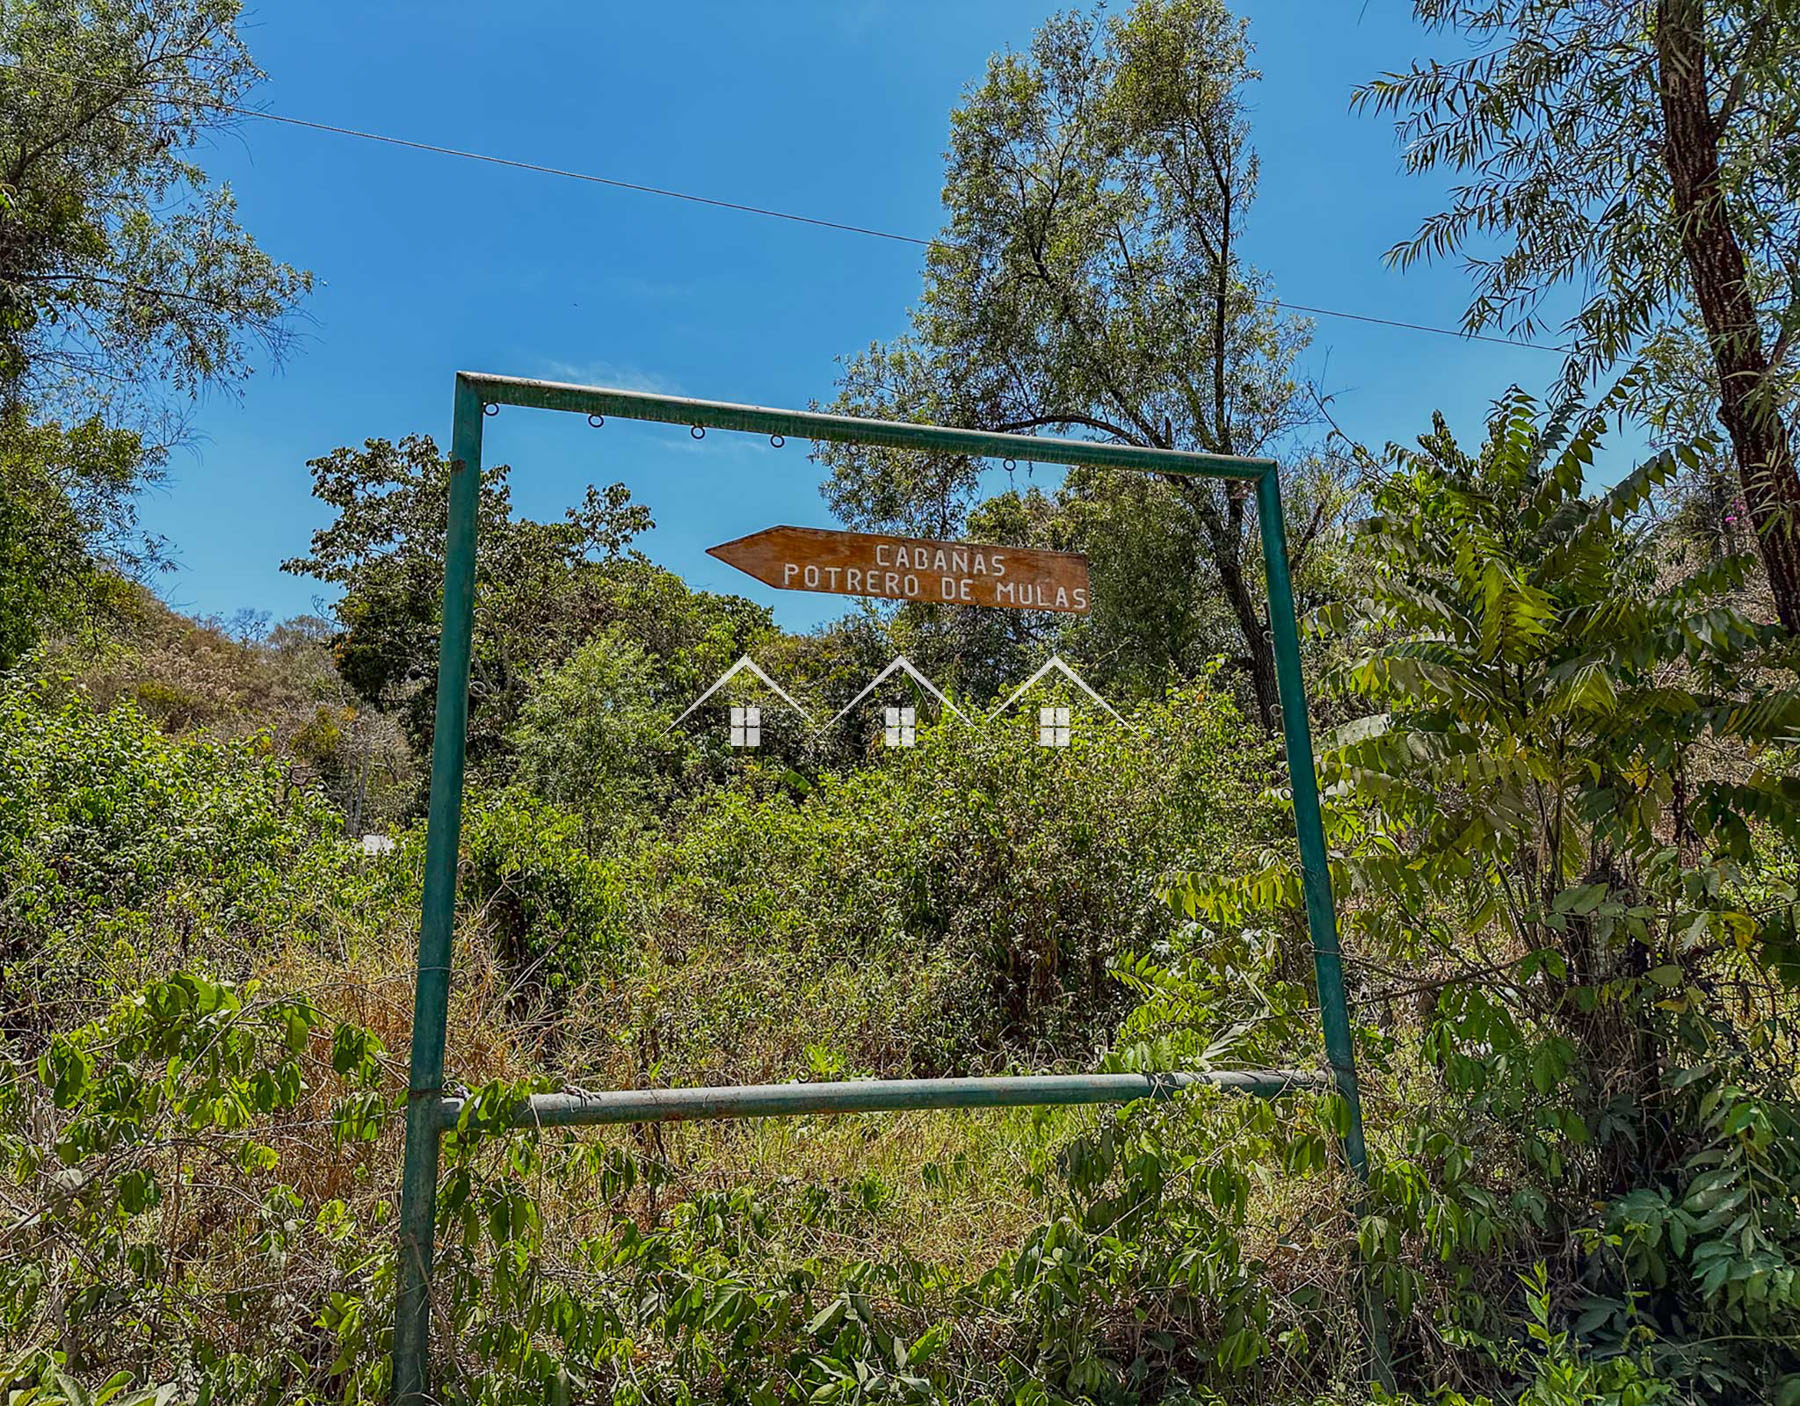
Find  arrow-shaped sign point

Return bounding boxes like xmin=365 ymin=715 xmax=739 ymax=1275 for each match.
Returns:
xmin=707 ymin=525 xmax=1090 ymax=614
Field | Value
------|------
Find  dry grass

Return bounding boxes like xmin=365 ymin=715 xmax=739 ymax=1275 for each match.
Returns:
xmin=252 ymin=901 xmax=1078 ymax=1282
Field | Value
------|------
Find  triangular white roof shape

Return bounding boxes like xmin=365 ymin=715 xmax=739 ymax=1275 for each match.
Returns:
xmin=670 ymin=656 xmax=812 ymax=729
xmin=819 ymin=655 xmax=970 ymax=734
xmin=987 ymin=655 xmax=1127 ymax=727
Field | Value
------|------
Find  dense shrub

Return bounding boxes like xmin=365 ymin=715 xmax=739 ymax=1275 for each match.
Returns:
xmin=504 ymin=682 xmax=1281 ymax=1085
xmin=38 ymin=592 xmax=416 ymax=830
xmin=0 ymin=970 xmax=395 ymax=1403
xmin=461 ymin=789 xmax=634 ymax=1003
xmin=404 ymin=1071 xmax=1357 ymax=1406
xmin=509 ymin=629 xmax=690 ymax=833
xmin=1180 ymin=393 xmax=1800 ymax=1401
xmin=0 ymin=686 xmax=414 ymax=1401
xmin=0 ymin=681 xmax=402 ymax=1043
xmin=15 ymin=394 xmax=1800 ymax=1404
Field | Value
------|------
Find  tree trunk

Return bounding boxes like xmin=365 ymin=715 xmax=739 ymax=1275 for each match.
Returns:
xmin=1655 ymin=0 xmax=1800 ymax=632
xmin=1173 ymin=477 xmax=1278 ymax=730
xmin=1219 ymin=547 xmax=1279 ymax=731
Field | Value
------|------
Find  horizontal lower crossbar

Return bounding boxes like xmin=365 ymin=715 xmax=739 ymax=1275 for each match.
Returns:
xmin=435 ymin=1069 xmax=1315 ymax=1131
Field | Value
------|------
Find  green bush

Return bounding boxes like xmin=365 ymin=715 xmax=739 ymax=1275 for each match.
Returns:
xmin=509 ymin=628 xmax=693 ymax=835
xmin=0 ymin=684 xmax=417 ymax=1400
xmin=23 ymin=391 xmax=1800 ymax=1403
xmin=404 ymin=1084 xmax=1356 ymax=1406
xmin=0 ymin=970 xmax=392 ymax=1403
xmin=0 ymin=681 xmax=396 ymax=1042
xmin=1177 ymin=389 xmax=1800 ymax=1401
xmin=537 ymin=682 xmax=1281 ymax=1084
xmin=460 ymin=789 xmax=633 ymax=1000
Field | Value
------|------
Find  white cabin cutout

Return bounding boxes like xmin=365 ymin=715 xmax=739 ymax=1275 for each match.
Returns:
xmin=986 ymin=655 xmax=1127 ymax=748
xmin=819 ymin=655 xmax=970 ymax=749
xmin=670 ymin=656 xmax=812 ymax=749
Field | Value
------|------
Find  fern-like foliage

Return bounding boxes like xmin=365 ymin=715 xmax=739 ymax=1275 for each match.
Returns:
xmin=1173 ymin=384 xmax=1800 ymax=1396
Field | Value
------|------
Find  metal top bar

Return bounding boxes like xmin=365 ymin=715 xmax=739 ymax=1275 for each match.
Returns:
xmin=437 ymin=1069 xmax=1315 ymax=1131
xmin=458 ymin=372 xmax=1274 ymax=481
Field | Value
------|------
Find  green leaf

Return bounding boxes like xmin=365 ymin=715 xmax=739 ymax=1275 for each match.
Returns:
xmin=907 ymin=1324 xmax=949 ymax=1366
xmin=807 ymin=1298 xmax=846 ymax=1338
xmin=117 ymin=1168 xmax=159 ymax=1215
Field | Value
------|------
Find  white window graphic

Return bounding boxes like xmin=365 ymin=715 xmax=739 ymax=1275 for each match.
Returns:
xmin=884 ymin=706 xmax=916 ymax=748
xmin=1038 ymin=706 xmax=1071 ymax=748
xmin=729 ymin=705 xmax=761 ymax=748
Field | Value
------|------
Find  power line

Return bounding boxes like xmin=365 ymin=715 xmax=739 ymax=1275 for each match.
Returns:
xmin=213 ymin=94 xmax=939 ymax=250
xmin=1 ymin=57 xmax=1567 ymax=355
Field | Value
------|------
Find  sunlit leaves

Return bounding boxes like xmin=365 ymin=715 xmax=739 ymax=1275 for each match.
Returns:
xmin=0 ymin=406 xmax=163 ymax=669
xmin=820 ymin=0 xmax=1335 ymax=716
xmin=1171 ymin=381 xmax=1800 ymax=1384
xmin=1353 ymin=1 xmax=1800 ymax=375
xmin=1355 ymin=0 xmax=1800 ymax=626
xmin=0 ymin=0 xmax=313 ymax=427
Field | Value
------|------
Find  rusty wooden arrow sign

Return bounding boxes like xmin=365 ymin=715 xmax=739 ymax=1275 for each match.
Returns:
xmin=707 ymin=525 xmax=1090 ymax=614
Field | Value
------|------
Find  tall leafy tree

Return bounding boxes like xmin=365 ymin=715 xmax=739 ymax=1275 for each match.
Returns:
xmin=0 ymin=0 xmax=310 ymax=424
xmin=1356 ymin=1 xmax=1800 ymax=632
xmin=0 ymin=0 xmax=308 ymax=658
xmin=883 ymin=470 xmax=1286 ymax=706
xmin=283 ymin=434 xmax=772 ymax=778
xmin=820 ymin=0 xmax=1326 ymax=726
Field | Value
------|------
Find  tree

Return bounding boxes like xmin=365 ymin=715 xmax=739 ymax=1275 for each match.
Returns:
xmin=869 ymin=473 xmax=1260 ymax=705
xmin=511 ymin=628 xmax=690 ymax=839
xmin=960 ymin=464 xmax=1348 ymax=704
xmin=0 ymin=1 xmax=308 ymax=666
xmin=283 ymin=434 xmax=641 ymax=771
xmin=820 ymin=0 xmax=1329 ymax=727
xmin=1356 ymin=1 xmax=1800 ymax=632
xmin=284 ymin=434 xmax=772 ymax=779
xmin=0 ymin=0 xmax=310 ymax=425
xmin=0 ymin=406 xmax=160 ymax=668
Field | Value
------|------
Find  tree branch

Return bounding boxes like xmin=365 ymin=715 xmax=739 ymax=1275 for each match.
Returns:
xmin=993 ymin=412 xmax=1143 ymax=445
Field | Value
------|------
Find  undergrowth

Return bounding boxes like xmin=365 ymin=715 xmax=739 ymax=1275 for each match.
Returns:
xmin=5 ymin=399 xmax=1800 ymax=1405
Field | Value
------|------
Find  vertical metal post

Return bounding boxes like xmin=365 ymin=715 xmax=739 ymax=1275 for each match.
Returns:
xmin=393 ymin=376 xmax=485 ymax=1405
xmin=1253 ymin=467 xmax=1368 ymax=1172
xmin=1255 ymin=467 xmax=1391 ymax=1383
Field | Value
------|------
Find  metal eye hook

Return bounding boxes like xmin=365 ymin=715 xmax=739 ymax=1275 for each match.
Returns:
xmin=482 ymin=402 xmax=499 ymax=418
xmin=690 ymin=424 xmax=706 ymax=440
xmin=770 ymin=433 xmax=785 ymax=449
xmin=588 ymin=413 xmax=605 ymax=429
xmin=1004 ymin=457 xmax=1017 ymax=472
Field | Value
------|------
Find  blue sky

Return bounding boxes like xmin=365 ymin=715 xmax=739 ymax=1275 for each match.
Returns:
xmin=145 ymin=0 xmax=1569 ymax=631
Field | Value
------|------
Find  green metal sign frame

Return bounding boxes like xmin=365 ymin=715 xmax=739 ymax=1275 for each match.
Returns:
xmin=391 ymin=371 xmax=1373 ymax=1403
